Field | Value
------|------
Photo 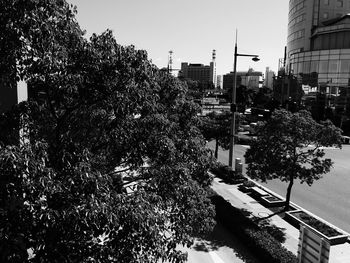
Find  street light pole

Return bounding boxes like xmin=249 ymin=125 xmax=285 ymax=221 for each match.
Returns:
xmin=228 ymin=33 xmax=259 ymax=168
xmin=229 ymin=42 xmax=238 ymax=167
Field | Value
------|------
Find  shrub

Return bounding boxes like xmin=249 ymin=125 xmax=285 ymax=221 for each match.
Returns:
xmin=211 ymin=194 xmax=298 ymax=263
xmin=245 ymin=229 xmax=297 ymax=263
xmin=210 ymin=162 xmax=246 ymax=183
xmin=211 ymin=163 xmax=234 ymax=178
xmin=296 ymin=212 xmax=341 ymax=237
xmin=242 ymin=180 xmax=255 ymax=187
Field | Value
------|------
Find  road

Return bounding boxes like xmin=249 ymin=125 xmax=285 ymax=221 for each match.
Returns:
xmin=210 ymin=142 xmax=350 ymax=234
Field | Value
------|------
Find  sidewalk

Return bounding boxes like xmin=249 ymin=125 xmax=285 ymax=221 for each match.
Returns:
xmin=211 ymin=175 xmax=350 ymax=262
xmin=211 ymin=177 xmax=300 ymax=255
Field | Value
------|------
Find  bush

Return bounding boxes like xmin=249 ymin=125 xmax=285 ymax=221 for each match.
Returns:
xmin=210 ymin=163 xmax=234 ymax=178
xmin=245 ymin=229 xmax=297 ymax=263
xmin=211 ymin=194 xmax=297 ymax=263
xmin=296 ymin=211 xmax=341 ymax=237
xmin=210 ymin=162 xmax=246 ymax=183
xmin=242 ymin=180 xmax=255 ymax=187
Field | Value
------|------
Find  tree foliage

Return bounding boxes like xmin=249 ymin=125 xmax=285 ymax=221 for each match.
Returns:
xmin=252 ymin=87 xmax=272 ymax=109
xmin=245 ymin=109 xmax=342 ymax=210
xmin=0 ymin=1 xmax=215 ymax=262
xmin=199 ymin=111 xmax=231 ymax=159
xmin=180 ymin=78 xmax=204 ymax=101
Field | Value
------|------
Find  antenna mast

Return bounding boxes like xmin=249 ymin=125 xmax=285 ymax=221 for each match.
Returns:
xmin=168 ymin=50 xmax=173 ymax=73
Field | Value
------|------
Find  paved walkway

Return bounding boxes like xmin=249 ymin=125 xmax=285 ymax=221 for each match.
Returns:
xmin=211 ymin=177 xmax=300 ymax=255
xmin=211 ymin=175 xmax=350 ymax=262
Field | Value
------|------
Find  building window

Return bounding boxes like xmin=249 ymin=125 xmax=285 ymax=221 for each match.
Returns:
xmin=328 ymin=60 xmax=339 ymax=73
xmin=310 ymin=61 xmax=319 ymax=73
xmin=319 ymin=61 xmax=329 ymax=73
xmin=289 ymin=13 xmax=305 ymax=26
xmin=340 ymin=60 xmax=350 ymax=73
xmin=303 ymin=61 xmax=311 ymax=74
xmin=323 ymin=12 xmax=329 ymax=19
xmin=337 ymin=0 xmax=343 ymax=7
xmin=324 ymin=0 xmax=329 ymax=5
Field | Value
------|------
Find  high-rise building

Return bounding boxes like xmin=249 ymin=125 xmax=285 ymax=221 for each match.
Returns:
xmin=286 ymin=0 xmax=350 ymax=111
xmin=264 ymin=67 xmax=275 ymax=89
xmin=216 ymin=75 xmax=223 ymax=89
xmin=179 ymin=50 xmax=217 ymax=89
xmin=223 ymin=69 xmax=262 ymax=92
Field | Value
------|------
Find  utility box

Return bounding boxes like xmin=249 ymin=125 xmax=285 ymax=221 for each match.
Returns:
xmin=235 ymin=158 xmax=242 ymax=175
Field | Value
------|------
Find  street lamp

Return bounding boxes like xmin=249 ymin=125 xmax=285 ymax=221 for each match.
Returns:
xmin=228 ymin=34 xmax=260 ymax=168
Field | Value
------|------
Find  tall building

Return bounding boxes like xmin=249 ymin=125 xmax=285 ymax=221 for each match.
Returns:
xmin=264 ymin=67 xmax=275 ymax=89
xmin=286 ymin=0 xmax=350 ymax=112
xmin=179 ymin=50 xmax=217 ymax=89
xmin=223 ymin=69 xmax=262 ymax=92
xmin=216 ymin=75 xmax=223 ymax=89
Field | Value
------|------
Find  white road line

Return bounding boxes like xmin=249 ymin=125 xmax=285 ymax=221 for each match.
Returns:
xmin=208 ymin=251 xmax=226 ymax=263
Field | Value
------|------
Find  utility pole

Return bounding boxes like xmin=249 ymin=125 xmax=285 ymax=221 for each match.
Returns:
xmin=228 ymin=31 xmax=260 ymax=168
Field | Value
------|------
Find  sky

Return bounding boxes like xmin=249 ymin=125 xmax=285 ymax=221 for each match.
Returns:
xmin=67 ymin=0 xmax=289 ymax=75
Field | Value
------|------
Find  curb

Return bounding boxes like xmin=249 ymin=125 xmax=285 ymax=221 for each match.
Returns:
xmin=243 ymin=176 xmax=350 ymax=238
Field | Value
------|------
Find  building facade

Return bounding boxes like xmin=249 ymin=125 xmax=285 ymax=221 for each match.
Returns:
xmin=179 ymin=51 xmax=217 ymax=89
xmin=264 ymin=67 xmax=275 ymax=89
xmin=216 ymin=75 xmax=223 ymax=89
xmin=179 ymin=62 xmax=216 ymax=89
xmin=286 ymin=0 xmax=350 ymax=114
xmin=223 ymin=69 xmax=262 ymax=92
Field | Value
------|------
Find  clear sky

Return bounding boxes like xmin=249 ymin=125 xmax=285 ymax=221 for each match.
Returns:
xmin=67 ymin=0 xmax=289 ymax=75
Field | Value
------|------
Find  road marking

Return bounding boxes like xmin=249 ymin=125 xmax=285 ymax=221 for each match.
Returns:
xmin=208 ymin=251 xmax=226 ymax=263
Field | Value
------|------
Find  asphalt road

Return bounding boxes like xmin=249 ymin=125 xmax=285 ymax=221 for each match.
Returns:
xmin=210 ymin=142 xmax=350 ymax=234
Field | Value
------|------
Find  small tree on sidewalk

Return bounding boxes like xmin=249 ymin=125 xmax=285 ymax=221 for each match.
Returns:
xmin=245 ymin=109 xmax=342 ymax=211
xmin=199 ymin=111 xmax=230 ymax=158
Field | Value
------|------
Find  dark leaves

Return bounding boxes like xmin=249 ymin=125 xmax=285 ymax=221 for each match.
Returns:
xmin=0 ymin=1 xmax=215 ymax=261
xmin=245 ymin=109 xmax=342 ymax=185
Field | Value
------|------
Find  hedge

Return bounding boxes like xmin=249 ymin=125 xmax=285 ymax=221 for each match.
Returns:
xmin=211 ymin=194 xmax=297 ymax=263
xmin=210 ymin=162 xmax=246 ymax=184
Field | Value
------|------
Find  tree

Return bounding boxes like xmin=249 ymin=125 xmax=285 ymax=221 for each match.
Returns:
xmin=180 ymin=78 xmax=205 ymax=101
xmin=0 ymin=1 xmax=215 ymax=262
xmin=245 ymin=109 xmax=342 ymax=211
xmin=252 ymin=86 xmax=271 ymax=109
xmin=199 ymin=111 xmax=231 ymax=158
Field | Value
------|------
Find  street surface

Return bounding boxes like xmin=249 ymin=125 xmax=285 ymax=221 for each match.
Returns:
xmin=210 ymin=142 xmax=350 ymax=234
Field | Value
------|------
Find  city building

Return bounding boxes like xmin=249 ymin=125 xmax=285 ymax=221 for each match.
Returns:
xmin=285 ymin=0 xmax=350 ymax=115
xmin=223 ymin=68 xmax=263 ymax=92
xmin=216 ymin=75 xmax=223 ymax=89
xmin=178 ymin=50 xmax=217 ymax=89
xmin=264 ymin=67 xmax=275 ymax=89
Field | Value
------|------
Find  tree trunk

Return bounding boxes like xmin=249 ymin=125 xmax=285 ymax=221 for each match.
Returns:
xmin=214 ymin=138 xmax=219 ymax=159
xmin=284 ymin=174 xmax=294 ymax=211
